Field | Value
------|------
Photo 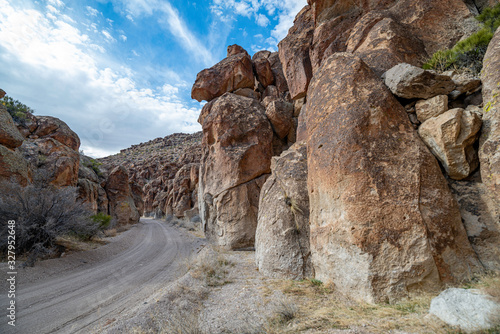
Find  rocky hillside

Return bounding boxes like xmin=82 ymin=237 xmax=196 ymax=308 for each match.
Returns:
xmin=190 ymin=0 xmax=500 ymax=308
xmin=0 ymin=89 xmax=141 ymax=227
xmin=98 ymin=132 xmax=202 ymax=218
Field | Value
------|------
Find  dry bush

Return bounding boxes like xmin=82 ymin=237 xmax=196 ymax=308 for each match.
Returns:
xmin=190 ymin=247 xmax=233 ymax=287
xmin=0 ymin=178 xmax=99 ymax=266
xmin=104 ymin=229 xmax=117 ymax=237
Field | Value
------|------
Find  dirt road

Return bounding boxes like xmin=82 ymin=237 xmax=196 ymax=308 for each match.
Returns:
xmin=0 ymin=219 xmax=201 ymax=334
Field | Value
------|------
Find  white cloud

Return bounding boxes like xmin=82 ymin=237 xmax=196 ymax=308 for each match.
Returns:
xmin=119 ymin=34 xmax=127 ymax=42
xmin=255 ymin=13 xmax=270 ymax=27
xmin=0 ymin=0 xmax=201 ymax=158
xmin=47 ymin=0 xmax=64 ymax=8
xmin=86 ymin=6 xmax=99 ymax=17
xmin=102 ymin=30 xmax=116 ymax=42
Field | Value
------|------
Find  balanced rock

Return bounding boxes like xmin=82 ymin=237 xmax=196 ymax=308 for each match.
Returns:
xmin=198 ymin=93 xmax=273 ymax=249
xmin=255 ymin=142 xmax=312 ymax=280
xmin=192 ymin=47 xmax=254 ymax=102
xmin=479 ymin=27 xmax=500 ymax=205
xmin=384 ymin=63 xmax=456 ymax=99
xmin=278 ymin=5 xmax=314 ymax=100
xmin=0 ymin=104 xmax=25 ymax=149
xmin=305 ymin=53 xmax=480 ymax=303
xmin=419 ymin=108 xmax=482 ymax=180
xmin=416 ymin=95 xmax=449 ymax=123
xmin=105 ymin=166 xmax=140 ymax=225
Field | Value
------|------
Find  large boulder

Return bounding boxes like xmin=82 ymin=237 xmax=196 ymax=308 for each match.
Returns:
xmin=0 ymin=105 xmax=24 ymax=149
xmin=265 ymin=100 xmax=294 ymax=139
xmin=191 ymin=47 xmax=254 ymax=102
xmin=415 ymin=95 xmax=449 ymax=123
xmin=255 ymin=142 xmax=312 ymax=280
xmin=268 ymin=52 xmax=289 ymax=96
xmin=346 ymin=13 xmax=427 ymax=76
xmin=429 ymin=288 xmax=500 ymax=332
xmin=77 ymin=178 xmax=100 ymax=214
xmin=305 ymin=53 xmax=481 ymax=303
xmin=34 ymin=116 xmax=80 ymax=151
xmin=418 ymin=108 xmax=482 ymax=180
xmin=278 ymin=6 xmax=314 ymax=100
xmin=384 ymin=63 xmax=456 ymax=99
xmin=198 ymin=93 xmax=273 ymax=249
xmin=479 ymin=27 xmax=500 ymax=206
xmin=253 ymin=57 xmax=275 ymax=89
xmin=19 ymin=138 xmax=80 ymax=187
xmin=105 ymin=166 xmax=140 ymax=225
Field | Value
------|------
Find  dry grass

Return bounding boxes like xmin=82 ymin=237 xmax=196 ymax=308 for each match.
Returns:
xmin=189 ymin=247 xmax=233 ymax=287
xmin=55 ymin=235 xmax=106 ymax=252
xmin=103 ymin=228 xmax=117 ymax=237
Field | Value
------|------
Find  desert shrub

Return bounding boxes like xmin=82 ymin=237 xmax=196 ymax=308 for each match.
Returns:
xmin=91 ymin=212 xmax=112 ymax=229
xmin=1 ymin=95 xmax=34 ymax=125
xmin=83 ymin=158 xmax=103 ymax=176
xmin=423 ymin=3 xmax=500 ymax=73
xmin=0 ymin=179 xmax=99 ymax=265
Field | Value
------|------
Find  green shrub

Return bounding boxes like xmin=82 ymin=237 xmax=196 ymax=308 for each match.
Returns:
xmin=84 ymin=158 xmax=103 ymax=176
xmin=423 ymin=3 xmax=500 ymax=73
xmin=1 ymin=95 xmax=34 ymax=125
xmin=90 ymin=212 xmax=112 ymax=229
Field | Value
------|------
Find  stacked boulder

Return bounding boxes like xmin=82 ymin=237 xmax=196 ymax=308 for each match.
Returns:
xmin=191 ymin=1 xmax=500 ymax=303
xmin=193 ymin=45 xmax=306 ymax=250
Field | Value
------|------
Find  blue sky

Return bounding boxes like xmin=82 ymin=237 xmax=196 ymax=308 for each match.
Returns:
xmin=0 ymin=0 xmax=306 ymax=157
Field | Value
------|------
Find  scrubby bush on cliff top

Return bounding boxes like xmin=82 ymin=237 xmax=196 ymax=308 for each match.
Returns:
xmin=1 ymin=95 xmax=34 ymax=124
xmin=0 ymin=174 xmax=107 ymax=266
xmin=423 ymin=3 xmax=500 ymax=73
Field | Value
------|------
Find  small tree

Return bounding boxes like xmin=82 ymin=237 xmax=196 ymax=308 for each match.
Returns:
xmin=0 ymin=175 xmax=101 ymax=266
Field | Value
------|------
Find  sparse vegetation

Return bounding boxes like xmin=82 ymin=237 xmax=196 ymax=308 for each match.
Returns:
xmin=423 ymin=3 xmax=500 ymax=74
xmin=91 ymin=212 xmax=113 ymax=230
xmin=0 ymin=177 xmax=103 ymax=266
xmin=84 ymin=158 xmax=103 ymax=176
xmin=1 ymin=95 xmax=34 ymax=125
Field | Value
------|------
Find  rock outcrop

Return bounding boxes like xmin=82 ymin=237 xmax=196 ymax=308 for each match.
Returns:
xmin=198 ymin=93 xmax=273 ymax=249
xmin=419 ymin=108 xmax=482 ymax=180
xmin=0 ymin=104 xmax=24 ymax=149
xmin=255 ymin=142 xmax=312 ymax=280
xmin=479 ymin=27 xmax=500 ymax=206
xmin=305 ymin=53 xmax=480 ymax=303
xmin=105 ymin=166 xmax=140 ymax=226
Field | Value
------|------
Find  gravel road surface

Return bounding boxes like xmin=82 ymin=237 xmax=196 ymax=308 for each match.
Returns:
xmin=0 ymin=218 xmax=200 ymax=334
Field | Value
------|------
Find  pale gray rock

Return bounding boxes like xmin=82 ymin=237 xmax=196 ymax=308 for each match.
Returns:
xmin=255 ymin=142 xmax=312 ymax=280
xmin=429 ymin=288 xmax=500 ymax=332
xmin=418 ymin=108 xmax=482 ymax=180
xmin=384 ymin=63 xmax=456 ymax=99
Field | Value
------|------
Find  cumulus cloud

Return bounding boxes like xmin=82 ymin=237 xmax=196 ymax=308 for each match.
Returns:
xmin=0 ymin=0 xmax=201 ymax=158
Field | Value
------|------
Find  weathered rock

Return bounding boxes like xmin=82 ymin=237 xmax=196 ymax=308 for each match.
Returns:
xmin=384 ymin=63 xmax=456 ymax=99
xmin=0 ymin=145 xmax=31 ymax=186
xmin=191 ymin=50 xmax=254 ymax=102
xmin=268 ymin=52 xmax=289 ymax=96
xmin=130 ymin=182 xmax=144 ymax=217
xmin=452 ymin=72 xmax=482 ymax=96
xmin=198 ymin=93 xmax=273 ymax=249
xmin=255 ymin=142 xmax=312 ymax=280
xmin=310 ymin=14 xmax=357 ymax=73
xmin=227 ymin=44 xmax=248 ymax=57
xmin=448 ymin=173 xmax=500 ymax=272
xmin=34 ymin=116 xmax=80 ymax=151
xmin=252 ymin=50 xmax=271 ymax=62
xmin=278 ymin=6 xmax=314 ymax=100
xmin=0 ymin=105 xmax=24 ymax=149
xmin=306 ymin=53 xmax=480 ymax=303
xmin=419 ymin=108 xmax=482 ymax=180
xmin=253 ymin=57 xmax=275 ymax=89
xmin=77 ymin=178 xmax=100 ymax=214
xmin=347 ymin=14 xmax=427 ymax=76
xmin=170 ymin=163 xmax=199 ymax=218
xmin=416 ymin=95 xmax=449 ymax=123
xmin=429 ymin=288 xmax=500 ymax=332
xmin=19 ymin=138 xmax=80 ymax=187
xmin=0 ymin=89 xmax=5 ymax=98
xmin=265 ymin=100 xmax=294 ymax=139
xmin=105 ymin=166 xmax=140 ymax=225
xmin=233 ymin=88 xmax=260 ymax=100
xmin=479 ymin=27 xmax=500 ymax=205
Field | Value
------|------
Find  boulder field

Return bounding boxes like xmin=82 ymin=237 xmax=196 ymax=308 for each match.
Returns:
xmin=191 ymin=0 xmax=500 ymax=303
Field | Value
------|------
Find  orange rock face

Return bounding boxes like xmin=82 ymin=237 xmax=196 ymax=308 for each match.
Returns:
xmin=34 ymin=116 xmax=81 ymax=151
xmin=305 ymin=53 xmax=481 ymax=303
xmin=105 ymin=166 xmax=140 ymax=225
xmin=0 ymin=105 xmax=24 ymax=149
xmin=191 ymin=48 xmax=255 ymax=102
xmin=278 ymin=6 xmax=314 ymax=100
xmin=199 ymin=93 xmax=273 ymax=249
